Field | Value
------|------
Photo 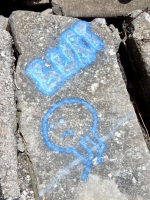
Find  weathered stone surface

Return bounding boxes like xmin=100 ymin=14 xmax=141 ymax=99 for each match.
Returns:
xmin=9 ymin=11 xmax=150 ymax=200
xmin=126 ymin=10 xmax=150 ymax=118
xmin=127 ymin=10 xmax=150 ymax=96
xmin=109 ymin=24 xmax=121 ymax=52
xmin=0 ymin=29 xmax=20 ymax=198
xmin=52 ymin=0 xmax=150 ymax=17
xmin=0 ymin=16 xmax=8 ymax=30
xmin=41 ymin=8 xmax=52 ymax=16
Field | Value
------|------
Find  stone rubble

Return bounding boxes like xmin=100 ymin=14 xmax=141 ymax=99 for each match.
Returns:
xmin=0 ymin=2 xmax=150 ymax=199
xmin=0 ymin=17 xmax=20 ymax=199
xmin=127 ymin=10 xmax=150 ymax=100
xmin=41 ymin=8 xmax=52 ymax=16
xmin=0 ymin=16 xmax=8 ymax=30
xmin=109 ymin=24 xmax=121 ymax=52
xmin=8 ymin=10 xmax=150 ymax=200
xmin=52 ymin=0 xmax=150 ymax=17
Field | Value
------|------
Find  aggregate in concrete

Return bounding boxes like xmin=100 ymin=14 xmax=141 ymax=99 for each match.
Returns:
xmin=9 ymin=11 xmax=150 ymax=200
xmin=0 ymin=23 xmax=20 ymax=199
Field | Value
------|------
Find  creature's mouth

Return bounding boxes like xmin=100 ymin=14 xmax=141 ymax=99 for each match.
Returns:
xmin=62 ymin=130 xmax=74 ymax=138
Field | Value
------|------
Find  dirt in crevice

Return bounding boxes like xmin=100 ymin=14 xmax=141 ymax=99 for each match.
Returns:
xmin=0 ymin=181 xmax=4 ymax=200
xmin=118 ymin=41 xmax=150 ymax=149
xmin=12 ymin=33 xmax=38 ymax=199
xmin=16 ymin=106 xmax=38 ymax=200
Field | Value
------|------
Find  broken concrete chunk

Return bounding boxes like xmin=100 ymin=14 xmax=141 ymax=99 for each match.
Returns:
xmin=93 ymin=18 xmax=106 ymax=25
xmin=109 ymin=24 xmax=121 ymax=52
xmin=0 ymin=30 xmax=20 ymax=199
xmin=52 ymin=0 xmax=150 ymax=17
xmin=41 ymin=8 xmax=52 ymax=16
xmin=9 ymin=11 xmax=150 ymax=200
xmin=17 ymin=137 xmax=25 ymax=153
xmin=0 ymin=16 xmax=8 ymax=30
xmin=126 ymin=10 xmax=150 ymax=108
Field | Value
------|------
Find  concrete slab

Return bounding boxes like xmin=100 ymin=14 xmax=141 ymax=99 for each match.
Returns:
xmin=9 ymin=11 xmax=150 ymax=200
xmin=52 ymin=0 xmax=150 ymax=17
xmin=0 ymin=28 xmax=20 ymax=198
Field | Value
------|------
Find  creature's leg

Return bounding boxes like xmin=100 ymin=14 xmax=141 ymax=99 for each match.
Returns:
xmin=86 ymin=135 xmax=106 ymax=164
xmin=90 ymin=130 xmax=106 ymax=163
xmin=79 ymin=135 xmax=106 ymax=180
xmin=79 ymin=136 xmax=93 ymax=180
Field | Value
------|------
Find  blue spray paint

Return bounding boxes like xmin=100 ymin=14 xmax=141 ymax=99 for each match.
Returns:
xmin=39 ymin=112 xmax=134 ymax=197
xmin=62 ymin=130 xmax=74 ymax=138
xmin=26 ymin=20 xmax=104 ymax=96
xmin=49 ymin=124 xmax=55 ymax=131
xmin=42 ymin=98 xmax=106 ymax=181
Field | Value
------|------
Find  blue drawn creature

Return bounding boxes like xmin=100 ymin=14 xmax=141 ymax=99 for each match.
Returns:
xmin=26 ymin=20 xmax=104 ymax=96
xmin=42 ymin=98 xmax=106 ymax=181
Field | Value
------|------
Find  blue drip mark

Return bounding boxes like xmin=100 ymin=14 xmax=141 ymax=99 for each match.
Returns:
xmin=26 ymin=20 xmax=104 ymax=96
xmin=62 ymin=130 xmax=74 ymax=138
xmin=42 ymin=98 xmax=106 ymax=180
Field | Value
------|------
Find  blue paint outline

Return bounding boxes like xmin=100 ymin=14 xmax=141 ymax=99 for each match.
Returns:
xmin=26 ymin=59 xmax=64 ymax=96
xmin=62 ymin=130 xmax=74 ymax=138
xmin=42 ymin=98 xmax=106 ymax=180
xmin=39 ymin=112 xmax=134 ymax=196
xmin=26 ymin=20 xmax=104 ymax=96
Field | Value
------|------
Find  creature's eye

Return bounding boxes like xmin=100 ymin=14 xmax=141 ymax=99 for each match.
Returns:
xmin=62 ymin=130 xmax=74 ymax=138
xmin=59 ymin=118 xmax=65 ymax=124
xmin=49 ymin=123 xmax=55 ymax=131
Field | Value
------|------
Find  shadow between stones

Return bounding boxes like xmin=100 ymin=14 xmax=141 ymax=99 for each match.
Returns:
xmin=118 ymin=0 xmax=132 ymax=4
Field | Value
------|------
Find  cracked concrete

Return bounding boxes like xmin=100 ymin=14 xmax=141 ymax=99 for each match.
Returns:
xmin=8 ymin=10 xmax=150 ymax=200
xmin=0 ymin=7 xmax=150 ymax=200
xmin=0 ymin=17 xmax=20 ymax=199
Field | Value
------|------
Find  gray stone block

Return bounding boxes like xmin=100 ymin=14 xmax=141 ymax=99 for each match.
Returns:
xmin=9 ymin=11 xmax=150 ymax=200
xmin=52 ymin=0 xmax=150 ymax=17
xmin=127 ymin=10 xmax=150 ymax=100
xmin=0 ymin=29 xmax=20 ymax=199
xmin=0 ymin=16 xmax=8 ymax=30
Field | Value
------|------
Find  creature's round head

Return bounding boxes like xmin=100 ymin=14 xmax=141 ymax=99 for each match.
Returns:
xmin=42 ymin=98 xmax=99 ymax=153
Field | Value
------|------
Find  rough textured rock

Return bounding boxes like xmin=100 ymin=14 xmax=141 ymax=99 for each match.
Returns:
xmin=52 ymin=0 xmax=150 ymax=17
xmin=0 ymin=29 xmax=20 ymax=199
xmin=9 ymin=11 xmax=150 ymax=200
xmin=93 ymin=18 xmax=106 ymax=25
xmin=109 ymin=24 xmax=121 ymax=52
xmin=41 ymin=8 xmax=52 ymax=16
xmin=0 ymin=16 xmax=8 ymax=30
xmin=126 ymin=10 xmax=150 ymax=117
